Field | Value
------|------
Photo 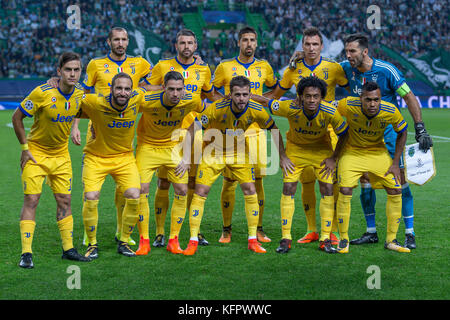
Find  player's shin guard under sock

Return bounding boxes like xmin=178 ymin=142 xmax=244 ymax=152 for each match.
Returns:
xmin=120 ymin=198 xmax=139 ymax=243
xmin=319 ymin=195 xmax=335 ymax=241
xmin=20 ymin=220 xmax=36 ymax=254
xmin=401 ymin=183 xmax=414 ymax=235
xmin=57 ymin=215 xmax=74 ymax=251
xmin=114 ymin=185 xmax=125 ymax=234
xmin=82 ymin=199 xmax=99 ymax=245
xmin=255 ymin=178 xmax=265 ymax=227
xmin=360 ymin=183 xmax=377 ymax=233
xmin=301 ymin=181 xmax=317 ymax=232
xmin=221 ymin=179 xmax=238 ymax=227
xmin=280 ymin=194 xmax=295 ymax=240
xmin=337 ymin=193 xmax=352 ymax=241
xmin=244 ymin=194 xmax=259 ymax=239
xmin=154 ymin=187 xmax=169 ymax=236
xmin=169 ymin=194 xmax=187 ymax=239
xmin=189 ymin=194 xmax=206 ymax=239
xmin=386 ymin=194 xmax=402 ymax=243
xmin=137 ymin=193 xmax=149 ymax=239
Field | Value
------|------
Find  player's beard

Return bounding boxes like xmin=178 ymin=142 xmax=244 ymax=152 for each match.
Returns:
xmin=180 ymin=49 xmax=194 ymax=60
xmin=351 ymin=53 xmax=364 ymax=68
xmin=112 ymin=94 xmax=130 ymax=107
xmin=242 ymin=47 xmax=254 ymax=57
xmin=112 ymin=45 xmax=127 ymax=58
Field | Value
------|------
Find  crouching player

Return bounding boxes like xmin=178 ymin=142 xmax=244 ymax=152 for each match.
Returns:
xmin=12 ymin=52 xmax=91 ymax=268
xmin=334 ymin=81 xmax=410 ymax=253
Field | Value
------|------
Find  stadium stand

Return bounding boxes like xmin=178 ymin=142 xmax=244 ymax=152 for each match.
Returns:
xmin=0 ymin=0 xmax=448 ymax=103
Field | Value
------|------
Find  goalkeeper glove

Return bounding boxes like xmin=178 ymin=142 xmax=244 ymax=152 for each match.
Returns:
xmin=414 ymin=122 xmax=433 ymax=152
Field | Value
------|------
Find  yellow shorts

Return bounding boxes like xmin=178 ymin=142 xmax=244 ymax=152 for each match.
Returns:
xmin=82 ymin=152 xmax=140 ymax=193
xmin=136 ymin=144 xmax=188 ymax=184
xmin=338 ymin=148 xmax=400 ymax=189
xmin=283 ymin=142 xmax=334 ymax=184
xmin=196 ymin=156 xmax=255 ymax=187
xmin=21 ymin=151 xmax=72 ymax=194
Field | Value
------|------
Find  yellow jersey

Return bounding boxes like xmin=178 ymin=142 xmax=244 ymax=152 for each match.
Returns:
xmin=268 ymin=99 xmax=348 ymax=147
xmin=337 ymin=97 xmax=408 ymax=150
xmin=78 ymin=89 xmax=145 ymax=157
xmin=213 ymin=57 xmax=278 ymax=95
xmin=82 ymin=54 xmax=152 ymax=96
xmin=20 ymin=83 xmax=85 ymax=156
xmin=197 ymin=98 xmax=274 ymax=159
xmin=279 ymin=57 xmax=348 ymax=102
xmin=137 ymin=91 xmax=203 ymax=147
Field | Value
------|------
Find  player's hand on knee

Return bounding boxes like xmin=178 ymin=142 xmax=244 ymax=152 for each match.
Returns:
xmin=320 ymin=157 xmax=336 ymax=180
xmin=71 ymin=127 xmax=81 ymax=145
xmin=175 ymin=158 xmax=190 ymax=178
xmin=20 ymin=150 xmax=37 ymax=170
xmin=385 ymin=164 xmax=401 ymax=186
xmin=414 ymin=122 xmax=433 ymax=152
xmin=280 ymin=155 xmax=295 ymax=176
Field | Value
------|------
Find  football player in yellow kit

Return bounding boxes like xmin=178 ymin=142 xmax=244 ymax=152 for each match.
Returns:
xmin=212 ymin=26 xmax=278 ymax=244
xmin=12 ymin=52 xmax=91 ymax=268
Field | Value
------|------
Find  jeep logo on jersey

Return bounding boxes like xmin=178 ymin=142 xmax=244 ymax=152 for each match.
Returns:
xmin=250 ymin=82 xmax=260 ymax=90
xmin=51 ymin=114 xmax=75 ymax=123
xmin=185 ymin=84 xmax=198 ymax=93
xmin=154 ymin=119 xmax=180 ymax=126
xmin=107 ymin=120 xmax=135 ymax=128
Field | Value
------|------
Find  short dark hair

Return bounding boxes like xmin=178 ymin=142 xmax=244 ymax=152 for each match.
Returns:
xmin=108 ymin=27 xmax=128 ymax=40
xmin=361 ymin=81 xmax=380 ymax=95
xmin=302 ymin=27 xmax=323 ymax=44
xmin=176 ymin=29 xmax=197 ymax=43
xmin=229 ymin=76 xmax=251 ymax=93
xmin=296 ymin=76 xmax=327 ymax=99
xmin=164 ymin=71 xmax=184 ymax=85
xmin=344 ymin=33 xmax=369 ymax=50
xmin=58 ymin=52 xmax=81 ymax=69
xmin=111 ymin=72 xmax=132 ymax=89
xmin=238 ymin=26 xmax=257 ymax=40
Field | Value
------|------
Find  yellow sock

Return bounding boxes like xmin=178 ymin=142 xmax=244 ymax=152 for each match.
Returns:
xmin=189 ymin=194 xmax=206 ymax=239
xmin=280 ymin=194 xmax=295 ymax=240
xmin=386 ymin=194 xmax=402 ymax=243
xmin=244 ymin=194 xmax=259 ymax=238
xmin=20 ymin=220 xmax=36 ymax=254
xmin=57 ymin=215 xmax=74 ymax=251
xmin=319 ymin=195 xmax=335 ymax=241
xmin=137 ymin=193 xmax=149 ymax=239
xmin=301 ymin=181 xmax=317 ymax=232
xmin=82 ymin=199 xmax=99 ymax=245
xmin=221 ymin=179 xmax=238 ymax=227
xmin=115 ymin=185 xmax=125 ymax=234
xmin=120 ymin=198 xmax=139 ymax=243
xmin=169 ymin=194 xmax=187 ymax=239
xmin=331 ymin=183 xmax=339 ymax=233
xmin=336 ymin=193 xmax=352 ymax=241
xmin=154 ymin=187 xmax=169 ymax=236
xmin=255 ymin=178 xmax=265 ymax=227
xmin=187 ymin=188 xmax=195 ymax=210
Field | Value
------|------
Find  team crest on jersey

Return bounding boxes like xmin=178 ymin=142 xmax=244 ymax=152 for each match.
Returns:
xmin=129 ymin=63 xmax=136 ymax=74
xmin=271 ymin=101 xmax=280 ymax=111
xmin=247 ymin=116 xmax=253 ymax=125
xmin=372 ymin=74 xmax=378 ymax=82
xmin=201 ymin=115 xmax=208 ymax=125
xmin=322 ymin=68 xmax=329 ymax=80
xmin=24 ymin=100 xmax=34 ymax=110
xmin=408 ymin=146 xmax=415 ymax=157
xmin=319 ymin=120 xmax=326 ymax=128
xmin=195 ymin=69 xmax=200 ymax=81
xmin=380 ymin=120 xmax=386 ymax=129
xmin=256 ymin=67 xmax=262 ymax=78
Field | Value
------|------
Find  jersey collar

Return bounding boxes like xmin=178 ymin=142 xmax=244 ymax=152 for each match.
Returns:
xmin=361 ymin=105 xmax=381 ymax=120
xmin=175 ymin=56 xmax=196 ymax=70
xmin=301 ymin=103 xmax=320 ymax=120
xmin=160 ymin=92 xmax=178 ymax=110
xmin=107 ymin=53 xmax=127 ymax=67
xmin=108 ymin=94 xmax=129 ymax=113
xmin=235 ymin=56 xmax=256 ymax=69
xmin=302 ymin=56 xmax=322 ymax=73
xmin=230 ymin=100 xmax=248 ymax=119
xmin=57 ymin=86 xmax=75 ymax=101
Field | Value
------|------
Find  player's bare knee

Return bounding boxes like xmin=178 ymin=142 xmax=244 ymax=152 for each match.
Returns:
xmin=385 ymin=187 xmax=401 ymax=195
xmin=340 ymin=187 xmax=353 ymax=196
xmin=140 ymin=183 xmax=150 ymax=194
xmin=23 ymin=194 xmax=41 ymax=210
xmin=360 ymin=173 xmax=370 ymax=183
xmin=319 ymin=182 xmax=333 ymax=197
xmin=173 ymin=183 xmax=187 ymax=197
xmin=124 ymin=188 xmax=140 ymax=199
xmin=195 ymin=184 xmax=210 ymax=198
xmin=240 ymin=182 xmax=256 ymax=196
xmin=85 ymin=191 xmax=100 ymax=201
xmin=157 ymin=178 xmax=170 ymax=189
xmin=282 ymin=182 xmax=297 ymax=196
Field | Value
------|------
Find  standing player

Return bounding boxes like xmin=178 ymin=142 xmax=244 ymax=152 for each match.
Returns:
xmin=78 ymin=73 xmax=144 ymax=258
xmin=212 ymin=26 xmax=279 ymax=244
xmin=334 ymin=82 xmax=410 ymax=253
xmin=141 ymin=29 xmax=217 ymax=249
xmin=12 ymin=52 xmax=90 ymax=268
xmin=254 ymin=76 xmax=349 ymax=253
xmin=134 ymin=71 xmax=204 ymax=255
xmin=267 ymin=27 xmax=349 ymax=245
xmin=72 ymin=27 xmax=153 ymax=246
xmin=341 ymin=34 xmax=432 ymax=249
xmin=182 ymin=76 xmax=291 ymax=256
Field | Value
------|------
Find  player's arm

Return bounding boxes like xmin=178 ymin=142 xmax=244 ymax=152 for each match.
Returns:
xmin=320 ymin=129 xmax=349 ymax=180
xmin=250 ymin=94 xmax=270 ymax=106
xmin=385 ymin=128 xmax=407 ymax=184
xmin=175 ymin=120 xmax=199 ymax=177
xmin=398 ymin=86 xmax=432 ymax=151
xmin=11 ymin=108 xmax=37 ymax=170
xmin=263 ymin=85 xmax=287 ymax=100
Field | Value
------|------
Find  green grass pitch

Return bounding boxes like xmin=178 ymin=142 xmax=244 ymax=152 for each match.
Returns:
xmin=0 ymin=108 xmax=448 ymax=300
